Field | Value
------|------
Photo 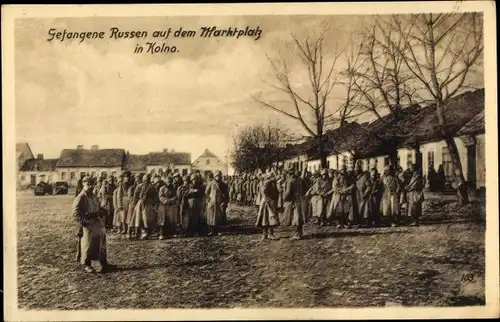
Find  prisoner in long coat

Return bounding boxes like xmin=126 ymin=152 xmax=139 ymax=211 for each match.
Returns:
xmin=112 ymin=175 xmax=124 ymax=231
xmin=369 ymin=169 xmax=383 ymax=224
xmin=158 ymin=176 xmax=178 ymax=238
xmin=97 ymin=179 xmax=114 ymax=229
xmin=204 ymin=171 xmax=229 ymax=235
xmin=381 ymin=166 xmax=402 ymax=220
xmin=282 ymin=171 xmax=307 ymax=238
xmin=355 ymin=166 xmax=372 ymax=223
xmin=138 ymin=174 xmax=159 ymax=236
xmin=72 ymin=176 xmax=116 ymax=273
xmin=128 ymin=174 xmax=144 ymax=229
xmin=405 ymin=164 xmax=424 ymax=225
xmin=326 ymin=173 xmax=342 ymax=221
xmin=307 ymin=169 xmax=330 ymax=222
xmin=120 ymin=173 xmax=134 ymax=228
xmin=255 ymin=173 xmax=280 ymax=228
xmin=182 ymin=174 xmax=204 ymax=235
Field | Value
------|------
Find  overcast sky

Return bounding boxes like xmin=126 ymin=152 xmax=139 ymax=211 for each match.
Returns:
xmin=15 ymin=14 xmax=482 ymax=162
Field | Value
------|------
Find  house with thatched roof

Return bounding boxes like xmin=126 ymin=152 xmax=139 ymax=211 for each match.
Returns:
xmin=280 ymin=88 xmax=485 ymax=189
xmin=55 ymin=145 xmax=125 ymax=186
xmin=18 ymin=154 xmax=59 ymax=187
xmin=122 ymin=149 xmax=192 ymax=176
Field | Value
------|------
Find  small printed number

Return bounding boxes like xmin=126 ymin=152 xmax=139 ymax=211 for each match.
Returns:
xmin=461 ymin=273 xmax=476 ymax=283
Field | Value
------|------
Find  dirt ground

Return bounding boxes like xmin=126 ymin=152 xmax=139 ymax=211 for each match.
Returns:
xmin=16 ymin=191 xmax=485 ymax=309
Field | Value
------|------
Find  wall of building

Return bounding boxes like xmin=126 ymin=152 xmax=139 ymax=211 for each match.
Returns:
xmin=173 ymin=164 xmax=192 ymax=176
xmin=420 ymin=138 xmax=468 ymax=181
xmin=56 ymin=167 xmax=122 ymax=186
xmin=476 ymin=134 xmax=485 ymax=188
xmin=282 ymin=154 xmax=308 ymax=171
xmin=145 ymin=165 xmax=192 ymax=176
xmin=192 ymin=156 xmax=228 ymax=175
xmin=19 ymin=171 xmax=58 ymax=186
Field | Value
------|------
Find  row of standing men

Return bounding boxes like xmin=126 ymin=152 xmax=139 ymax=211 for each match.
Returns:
xmin=225 ymin=162 xmax=424 ymax=240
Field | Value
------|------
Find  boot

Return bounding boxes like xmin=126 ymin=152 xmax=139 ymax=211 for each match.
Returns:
xmin=140 ymin=228 xmax=149 ymax=240
xmin=268 ymin=227 xmax=280 ymax=240
xmin=261 ymin=228 xmax=268 ymax=241
xmin=290 ymin=226 xmax=302 ymax=240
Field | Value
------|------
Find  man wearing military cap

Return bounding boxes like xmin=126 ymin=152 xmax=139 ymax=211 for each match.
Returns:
xmin=204 ymin=171 xmax=229 ymax=236
xmin=72 ymin=176 xmax=117 ymax=273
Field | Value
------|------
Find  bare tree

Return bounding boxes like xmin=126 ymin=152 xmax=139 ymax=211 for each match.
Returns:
xmin=331 ymin=17 xmax=418 ymax=168
xmin=253 ymin=31 xmax=345 ymax=168
xmin=230 ymin=122 xmax=291 ymax=174
xmin=392 ymin=12 xmax=483 ymax=204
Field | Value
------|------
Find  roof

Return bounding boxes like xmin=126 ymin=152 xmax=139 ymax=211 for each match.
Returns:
xmin=193 ymin=149 xmax=226 ymax=165
xmin=404 ymin=88 xmax=484 ymax=145
xmin=56 ymin=149 xmax=125 ymax=168
xmin=197 ymin=149 xmax=218 ymax=159
xmin=124 ymin=154 xmax=149 ymax=171
xmin=457 ymin=110 xmax=485 ymax=136
xmin=147 ymin=152 xmax=191 ymax=165
xmin=20 ymin=158 xmax=58 ymax=172
xmin=16 ymin=142 xmax=34 ymax=159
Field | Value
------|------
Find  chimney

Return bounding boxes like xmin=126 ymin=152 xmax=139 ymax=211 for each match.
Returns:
xmin=163 ymin=149 xmax=168 ymax=153
xmin=91 ymin=145 xmax=99 ymax=150
xmin=77 ymin=145 xmax=84 ymax=150
xmin=37 ymin=154 xmax=44 ymax=160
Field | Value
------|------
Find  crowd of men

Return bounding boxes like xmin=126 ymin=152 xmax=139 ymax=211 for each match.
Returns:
xmin=71 ymin=161 xmax=439 ymax=273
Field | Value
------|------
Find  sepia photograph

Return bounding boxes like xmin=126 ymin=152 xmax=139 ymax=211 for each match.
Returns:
xmin=2 ymin=2 xmax=499 ymax=321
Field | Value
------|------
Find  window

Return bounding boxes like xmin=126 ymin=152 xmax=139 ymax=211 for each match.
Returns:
xmin=112 ymin=171 xmax=116 ymax=177
xmin=101 ymin=171 xmax=107 ymax=177
xmin=174 ymin=169 xmax=179 ymax=173
xmin=182 ymin=168 xmax=188 ymax=176
xmin=70 ymin=172 xmax=76 ymax=179
xmin=427 ymin=151 xmax=435 ymax=169
xmin=442 ymin=147 xmax=453 ymax=180
xmin=80 ymin=172 xmax=86 ymax=179
xmin=61 ymin=172 xmax=67 ymax=180
xmin=91 ymin=171 xmax=96 ymax=177
xmin=206 ymin=159 xmax=210 ymax=165
xmin=407 ymin=152 xmax=413 ymax=169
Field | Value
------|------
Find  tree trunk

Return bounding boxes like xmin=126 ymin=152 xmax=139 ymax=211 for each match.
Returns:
xmin=318 ymin=135 xmax=328 ymax=169
xmin=444 ymin=135 xmax=469 ymax=205
xmin=388 ymin=145 xmax=398 ymax=170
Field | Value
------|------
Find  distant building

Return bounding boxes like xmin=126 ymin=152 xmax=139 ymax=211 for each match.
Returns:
xmin=55 ymin=145 xmax=125 ymax=186
xmin=18 ymin=154 xmax=58 ymax=186
xmin=191 ymin=149 xmax=228 ymax=176
xmin=124 ymin=150 xmax=192 ymax=176
xmin=16 ymin=142 xmax=34 ymax=172
xmin=281 ymin=88 xmax=485 ymax=190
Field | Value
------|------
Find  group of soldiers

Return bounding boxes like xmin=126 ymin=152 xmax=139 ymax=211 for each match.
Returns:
xmin=224 ymin=161 xmax=425 ymax=240
xmin=71 ymin=162 xmax=425 ymax=273
xmin=76 ymin=170 xmax=230 ymax=241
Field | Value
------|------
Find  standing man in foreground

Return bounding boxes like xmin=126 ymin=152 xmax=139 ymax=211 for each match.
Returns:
xmin=205 ymin=171 xmax=229 ymax=236
xmin=72 ymin=176 xmax=117 ymax=274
